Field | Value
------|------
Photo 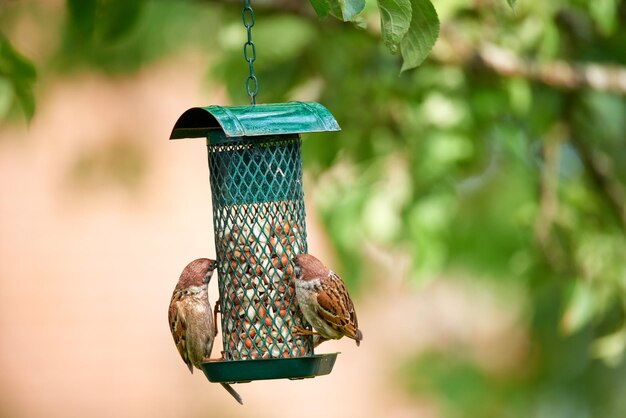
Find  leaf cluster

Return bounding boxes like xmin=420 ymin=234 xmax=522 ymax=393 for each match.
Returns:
xmin=310 ymin=0 xmax=440 ymax=71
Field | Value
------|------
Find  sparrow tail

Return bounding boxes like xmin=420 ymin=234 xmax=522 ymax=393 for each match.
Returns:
xmin=355 ymin=329 xmax=363 ymax=347
xmin=221 ymin=383 xmax=243 ymax=405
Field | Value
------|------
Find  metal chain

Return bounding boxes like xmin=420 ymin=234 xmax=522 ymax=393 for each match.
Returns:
xmin=242 ymin=0 xmax=258 ymax=105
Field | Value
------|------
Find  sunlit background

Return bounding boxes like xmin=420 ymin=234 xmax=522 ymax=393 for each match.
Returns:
xmin=1 ymin=1 xmax=626 ymax=417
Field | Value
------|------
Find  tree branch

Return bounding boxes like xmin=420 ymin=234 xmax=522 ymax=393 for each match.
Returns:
xmin=196 ymin=0 xmax=317 ymax=18
xmin=434 ymin=28 xmax=626 ymax=94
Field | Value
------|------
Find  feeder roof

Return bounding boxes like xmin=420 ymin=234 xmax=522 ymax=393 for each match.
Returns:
xmin=170 ymin=101 xmax=340 ymax=139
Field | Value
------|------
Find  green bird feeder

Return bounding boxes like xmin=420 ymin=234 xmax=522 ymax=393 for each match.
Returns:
xmin=170 ymin=101 xmax=340 ymax=383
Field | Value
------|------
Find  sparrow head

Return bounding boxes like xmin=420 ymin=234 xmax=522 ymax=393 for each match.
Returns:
xmin=293 ymin=254 xmax=329 ymax=281
xmin=178 ymin=258 xmax=216 ymax=289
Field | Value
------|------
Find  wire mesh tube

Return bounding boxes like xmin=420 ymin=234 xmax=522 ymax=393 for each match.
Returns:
xmin=208 ymin=132 xmax=314 ymax=361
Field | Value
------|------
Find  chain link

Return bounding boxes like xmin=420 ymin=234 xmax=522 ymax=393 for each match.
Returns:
xmin=242 ymin=0 xmax=258 ymax=105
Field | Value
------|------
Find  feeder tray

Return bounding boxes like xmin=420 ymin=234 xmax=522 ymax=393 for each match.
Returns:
xmin=201 ymin=353 xmax=339 ymax=383
xmin=170 ymin=101 xmax=340 ymax=382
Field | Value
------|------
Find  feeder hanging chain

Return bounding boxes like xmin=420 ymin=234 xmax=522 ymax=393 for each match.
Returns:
xmin=242 ymin=0 xmax=258 ymax=105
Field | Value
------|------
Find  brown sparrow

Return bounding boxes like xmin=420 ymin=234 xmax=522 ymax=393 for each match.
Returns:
xmin=168 ymin=258 xmax=243 ymax=405
xmin=293 ymin=254 xmax=363 ymax=347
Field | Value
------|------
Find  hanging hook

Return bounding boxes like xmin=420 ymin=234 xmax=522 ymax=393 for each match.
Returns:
xmin=242 ymin=0 xmax=258 ymax=105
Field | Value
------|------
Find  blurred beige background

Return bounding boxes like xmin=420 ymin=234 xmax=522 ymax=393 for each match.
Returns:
xmin=0 ymin=54 xmax=519 ymax=418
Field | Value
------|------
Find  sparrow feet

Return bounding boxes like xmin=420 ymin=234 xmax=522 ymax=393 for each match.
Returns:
xmin=213 ymin=300 xmax=221 ymax=337
xmin=203 ymin=356 xmax=225 ymax=362
xmin=293 ymin=325 xmax=320 ymax=337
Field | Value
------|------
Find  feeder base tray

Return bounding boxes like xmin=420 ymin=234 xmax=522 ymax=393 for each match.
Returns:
xmin=200 ymin=353 xmax=339 ymax=383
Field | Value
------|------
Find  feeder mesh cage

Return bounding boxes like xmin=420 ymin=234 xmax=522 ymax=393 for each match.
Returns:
xmin=208 ymin=132 xmax=314 ymax=361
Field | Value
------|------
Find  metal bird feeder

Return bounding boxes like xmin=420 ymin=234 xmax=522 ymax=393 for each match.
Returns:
xmin=170 ymin=102 xmax=340 ymax=383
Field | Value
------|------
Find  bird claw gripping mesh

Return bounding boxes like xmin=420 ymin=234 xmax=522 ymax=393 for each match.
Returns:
xmin=208 ymin=133 xmax=314 ymax=360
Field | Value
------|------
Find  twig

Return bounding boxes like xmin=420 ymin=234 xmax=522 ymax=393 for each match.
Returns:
xmin=535 ymin=124 xmax=566 ymax=270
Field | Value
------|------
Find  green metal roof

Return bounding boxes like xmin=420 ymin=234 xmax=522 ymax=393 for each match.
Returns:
xmin=170 ymin=101 xmax=340 ymax=139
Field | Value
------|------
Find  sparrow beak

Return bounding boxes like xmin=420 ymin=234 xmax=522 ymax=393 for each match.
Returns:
xmin=203 ymin=270 xmax=213 ymax=284
xmin=292 ymin=257 xmax=301 ymax=278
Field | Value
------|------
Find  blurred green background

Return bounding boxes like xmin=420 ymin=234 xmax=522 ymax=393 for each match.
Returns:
xmin=1 ymin=1 xmax=626 ymax=417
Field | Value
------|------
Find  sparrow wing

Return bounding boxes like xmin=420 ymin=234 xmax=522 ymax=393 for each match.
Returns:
xmin=315 ymin=272 xmax=361 ymax=342
xmin=169 ymin=299 xmax=193 ymax=373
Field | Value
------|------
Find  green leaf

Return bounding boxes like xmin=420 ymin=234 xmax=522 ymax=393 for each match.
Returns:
xmin=0 ymin=78 xmax=14 ymax=119
xmin=66 ymin=0 xmax=97 ymax=38
xmin=591 ymin=327 xmax=626 ymax=366
xmin=400 ymin=0 xmax=439 ymax=71
xmin=65 ymin=0 xmax=144 ymax=44
xmin=99 ymin=0 xmax=145 ymax=42
xmin=561 ymin=280 xmax=595 ymax=335
xmin=309 ymin=0 xmax=331 ymax=18
xmin=589 ymin=0 xmax=618 ymax=35
xmin=507 ymin=0 xmax=516 ymax=9
xmin=13 ymin=83 xmax=35 ymax=121
xmin=329 ymin=0 xmax=366 ymax=22
xmin=377 ymin=0 xmax=412 ymax=54
xmin=0 ymin=34 xmax=37 ymax=120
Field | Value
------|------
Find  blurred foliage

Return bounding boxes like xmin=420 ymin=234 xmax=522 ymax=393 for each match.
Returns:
xmin=56 ymin=0 xmax=219 ymax=73
xmin=2 ymin=0 xmax=626 ymax=416
xmin=403 ymin=348 xmax=626 ymax=417
xmin=69 ymin=138 xmax=148 ymax=191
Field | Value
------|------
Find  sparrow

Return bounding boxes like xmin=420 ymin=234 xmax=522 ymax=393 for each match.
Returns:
xmin=169 ymin=258 xmax=243 ymax=405
xmin=293 ymin=254 xmax=363 ymax=347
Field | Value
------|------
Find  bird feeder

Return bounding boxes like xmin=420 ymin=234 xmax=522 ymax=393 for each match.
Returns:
xmin=170 ymin=101 xmax=340 ymax=383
